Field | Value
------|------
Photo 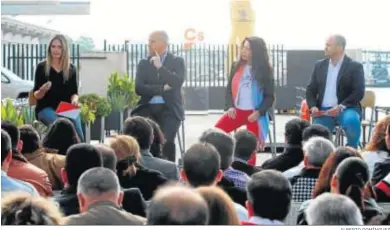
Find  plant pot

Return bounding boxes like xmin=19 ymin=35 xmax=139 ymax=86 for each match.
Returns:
xmin=84 ymin=124 xmax=91 ymax=143
xmin=105 ymin=110 xmax=124 ymax=132
xmin=90 ymin=116 xmax=105 ymax=142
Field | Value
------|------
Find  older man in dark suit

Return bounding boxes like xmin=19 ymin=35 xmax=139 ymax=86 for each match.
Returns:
xmin=306 ymin=34 xmax=365 ymax=148
xmin=131 ymin=30 xmax=186 ymax=163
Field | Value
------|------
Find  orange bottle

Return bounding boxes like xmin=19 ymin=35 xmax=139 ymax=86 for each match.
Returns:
xmin=300 ymin=99 xmax=310 ymax=122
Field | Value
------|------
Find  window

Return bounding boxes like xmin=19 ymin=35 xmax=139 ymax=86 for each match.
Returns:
xmin=1 ymin=73 xmax=10 ymax=84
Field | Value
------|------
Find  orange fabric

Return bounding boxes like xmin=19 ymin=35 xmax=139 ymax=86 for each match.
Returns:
xmin=7 ymin=159 xmax=53 ymax=197
xmin=300 ymin=99 xmax=310 ymax=122
xmin=231 ymin=64 xmax=246 ymax=102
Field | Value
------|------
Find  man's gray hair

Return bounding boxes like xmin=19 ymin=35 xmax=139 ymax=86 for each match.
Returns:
xmin=153 ymin=30 xmax=169 ymax=43
xmin=306 ymin=193 xmax=363 ymax=225
xmin=77 ymin=167 xmax=120 ymax=196
xmin=333 ymin=34 xmax=346 ymax=50
xmin=303 ymin=136 xmax=335 ymax=167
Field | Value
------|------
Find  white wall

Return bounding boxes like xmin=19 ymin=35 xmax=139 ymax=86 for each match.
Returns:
xmin=78 ymin=51 xmax=127 ymax=97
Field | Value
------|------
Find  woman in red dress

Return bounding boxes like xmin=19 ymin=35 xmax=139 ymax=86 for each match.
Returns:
xmin=215 ymin=37 xmax=275 ymax=166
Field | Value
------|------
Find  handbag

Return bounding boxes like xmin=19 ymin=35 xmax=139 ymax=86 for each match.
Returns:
xmin=28 ymin=90 xmax=37 ymax=106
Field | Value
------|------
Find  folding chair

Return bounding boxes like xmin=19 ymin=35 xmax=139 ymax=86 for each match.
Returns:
xmin=177 ymin=120 xmax=185 ymax=167
xmin=268 ymin=107 xmax=277 ymax=158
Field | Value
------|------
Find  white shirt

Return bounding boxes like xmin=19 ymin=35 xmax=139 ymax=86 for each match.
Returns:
xmin=322 ymin=56 xmax=344 ymax=108
xmin=236 ymin=65 xmax=254 ymax=110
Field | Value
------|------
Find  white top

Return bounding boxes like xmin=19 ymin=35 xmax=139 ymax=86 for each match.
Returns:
xmin=361 ymin=150 xmax=389 ymax=178
xmin=236 ymin=65 xmax=254 ymax=110
xmin=322 ymin=56 xmax=344 ymax=108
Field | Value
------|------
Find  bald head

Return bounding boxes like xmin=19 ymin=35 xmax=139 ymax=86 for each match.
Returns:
xmin=148 ymin=30 xmax=169 ymax=56
xmin=325 ymin=34 xmax=346 ymax=59
xmin=147 ymin=185 xmax=209 ymax=225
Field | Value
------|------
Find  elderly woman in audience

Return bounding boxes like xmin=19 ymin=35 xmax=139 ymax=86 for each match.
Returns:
xmin=106 ymin=135 xmax=168 ymax=200
xmin=19 ymin=125 xmax=65 ymax=190
xmin=196 ymin=186 xmax=240 ymax=225
xmin=42 ymin=118 xmax=81 ymax=155
xmin=362 ymin=115 xmax=390 ymax=179
xmin=65 ymin=167 xmax=145 ymax=225
xmin=298 ymin=157 xmax=382 ymax=225
xmin=290 ymin=136 xmax=335 ymax=202
xmin=146 ymin=118 xmax=166 ymax=159
xmin=305 ymin=193 xmax=364 ymax=225
xmin=2 ymin=193 xmax=63 ymax=225
xmin=243 ymin=170 xmax=292 ymax=225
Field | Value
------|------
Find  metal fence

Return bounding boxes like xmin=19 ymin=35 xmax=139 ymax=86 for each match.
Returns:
xmin=2 ymin=43 xmax=80 ymax=81
xmin=103 ymin=41 xmax=287 ymax=88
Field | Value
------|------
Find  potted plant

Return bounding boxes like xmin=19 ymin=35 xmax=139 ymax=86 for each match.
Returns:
xmin=79 ymin=103 xmax=96 ymax=143
xmin=1 ymin=98 xmax=24 ymax=127
xmin=123 ymin=74 xmax=140 ymax=119
xmin=92 ymin=96 xmax=111 ymax=142
xmin=105 ymin=72 xmax=130 ymax=132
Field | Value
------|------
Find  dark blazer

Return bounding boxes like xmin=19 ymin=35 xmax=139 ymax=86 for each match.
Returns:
xmin=306 ymin=55 xmax=365 ymax=110
xmin=139 ymin=149 xmax=179 ymax=181
xmin=65 ymin=201 xmax=146 ymax=225
xmin=225 ymin=61 xmax=275 ymax=116
xmin=132 ymin=52 xmax=186 ymax=121
xmin=54 ymin=186 xmax=79 ymax=216
xmin=231 ymin=160 xmax=262 ymax=176
xmin=122 ymin=188 xmax=147 ymax=217
xmin=261 ymin=147 xmax=304 ymax=172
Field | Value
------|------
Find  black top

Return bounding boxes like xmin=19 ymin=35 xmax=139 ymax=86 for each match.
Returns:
xmin=33 ymin=61 xmax=78 ymax=117
xmin=261 ymin=146 xmax=304 ymax=172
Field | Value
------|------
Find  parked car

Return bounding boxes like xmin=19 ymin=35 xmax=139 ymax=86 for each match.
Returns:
xmin=1 ymin=68 xmax=33 ymax=99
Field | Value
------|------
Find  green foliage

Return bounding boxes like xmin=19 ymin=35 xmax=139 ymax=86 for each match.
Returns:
xmin=80 ymin=103 xmax=95 ymax=126
xmin=107 ymin=72 xmax=139 ymax=111
xmin=73 ymin=36 xmax=95 ymax=53
xmin=1 ymin=98 xmax=24 ymax=127
xmin=79 ymin=93 xmax=112 ymax=118
xmin=96 ymin=97 xmax=111 ymax=117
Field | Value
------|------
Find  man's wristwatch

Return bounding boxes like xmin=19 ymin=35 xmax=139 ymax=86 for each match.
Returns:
xmin=339 ymin=104 xmax=346 ymax=112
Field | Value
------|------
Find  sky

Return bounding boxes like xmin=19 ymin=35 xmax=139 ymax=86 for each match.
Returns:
xmin=12 ymin=0 xmax=390 ymax=50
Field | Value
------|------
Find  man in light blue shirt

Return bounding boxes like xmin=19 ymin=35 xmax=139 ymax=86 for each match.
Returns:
xmin=1 ymin=130 xmax=38 ymax=196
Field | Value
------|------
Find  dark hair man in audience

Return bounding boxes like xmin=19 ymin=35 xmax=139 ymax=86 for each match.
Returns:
xmin=242 ymin=170 xmax=292 ymax=225
xmin=1 ymin=121 xmax=52 ymax=197
xmin=1 ymin=129 xmax=38 ymax=195
xmin=232 ymin=130 xmax=262 ymax=176
xmin=306 ymin=193 xmax=363 ymax=225
xmin=262 ymin=118 xmax=310 ymax=172
xmin=283 ymin=123 xmax=333 ymax=179
xmin=290 ymin=136 xmax=335 ymax=202
xmin=199 ymin=128 xmax=250 ymax=191
xmin=122 ymin=116 xmax=178 ymax=180
xmin=94 ymin=143 xmax=147 ymax=217
xmin=147 ymin=184 xmax=209 ymax=225
xmin=66 ymin=167 xmax=145 ymax=225
xmin=19 ymin=124 xmax=65 ymax=190
xmin=180 ymin=142 xmax=248 ymax=221
xmin=54 ymin=143 xmax=103 ymax=216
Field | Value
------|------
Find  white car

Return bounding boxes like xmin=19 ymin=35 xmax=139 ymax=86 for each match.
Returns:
xmin=1 ymin=68 xmax=34 ymax=99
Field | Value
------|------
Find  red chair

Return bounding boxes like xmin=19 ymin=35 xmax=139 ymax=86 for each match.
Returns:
xmin=300 ymin=99 xmax=311 ymax=122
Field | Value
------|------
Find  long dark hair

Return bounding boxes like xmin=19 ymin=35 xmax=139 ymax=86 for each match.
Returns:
xmin=240 ymin=36 xmax=273 ymax=87
xmin=146 ymin=118 xmax=166 ymax=159
xmin=42 ymin=118 xmax=80 ymax=155
xmin=334 ymin=157 xmax=370 ymax=211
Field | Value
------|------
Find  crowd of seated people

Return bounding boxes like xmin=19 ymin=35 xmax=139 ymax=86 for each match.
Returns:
xmin=1 ymin=115 xmax=390 ymax=225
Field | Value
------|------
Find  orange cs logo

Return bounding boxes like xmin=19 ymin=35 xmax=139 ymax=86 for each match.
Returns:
xmin=184 ymin=28 xmax=204 ymax=50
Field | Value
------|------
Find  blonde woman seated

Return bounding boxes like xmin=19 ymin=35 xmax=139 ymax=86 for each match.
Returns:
xmin=1 ymin=193 xmax=63 ymax=225
xmin=106 ymin=135 xmax=168 ymax=200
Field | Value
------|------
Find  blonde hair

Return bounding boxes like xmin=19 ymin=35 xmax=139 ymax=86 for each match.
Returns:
xmin=45 ymin=34 xmax=71 ymax=82
xmin=1 ymin=192 xmax=64 ymax=225
xmin=106 ymin=135 xmax=140 ymax=177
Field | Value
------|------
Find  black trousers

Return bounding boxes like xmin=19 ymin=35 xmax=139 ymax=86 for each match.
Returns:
xmin=133 ymin=104 xmax=181 ymax=163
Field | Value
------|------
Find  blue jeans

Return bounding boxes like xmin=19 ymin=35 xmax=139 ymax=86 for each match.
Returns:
xmin=37 ymin=107 xmax=85 ymax=142
xmin=313 ymin=107 xmax=361 ymax=148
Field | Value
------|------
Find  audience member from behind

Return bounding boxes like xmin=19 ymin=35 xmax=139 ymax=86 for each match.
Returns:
xmin=65 ymin=167 xmax=145 ymax=225
xmin=290 ymin=136 xmax=335 ymax=202
xmin=306 ymin=193 xmax=363 ymax=225
xmin=106 ymin=135 xmax=168 ymax=200
xmin=283 ymin=123 xmax=332 ymax=179
xmin=196 ymin=186 xmax=240 ymax=225
xmin=146 ymin=118 xmax=166 ymax=159
xmin=243 ymin=170 xmax=292 ymax=225
xmin=95 ymin=143 xmax=147 ymax=217
xmin=362 ymin=115 xmax=390 ymax=177
xmin=374 ymin=173 xmax=390 ymax=202
xmin=1 ymin=130 xmax=37 ymax=195
xmin=19 ymin=124 xmax=65 ymax=190
xmin=1 ymin=121 xmax=52 ymax=197
xmin=262 ymin=118 xmax=310 ymax=172
xmin=180 ymin=142 xmax=248 ymax=221
xmin=298 ymin=157 xmax=381 ymax=225
xmin=1 ymin=193 xmax=63 ymax=225
xmin=42 ymin=117 xmax=80 ymax=155
xmin=123 ymin=116 xmax=178 ymax=180
xmin=200 ymin=128 xmax=250 ymax=191
xmin=386 ymin=122 xmax=390 ymax=149
xmin=231 ymin=130 xmax=262 ymax=176
xmin=147 ymin=184 xmax=209 ymax=225
xmin=54 ymin=143 xmax=103 ymax=216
